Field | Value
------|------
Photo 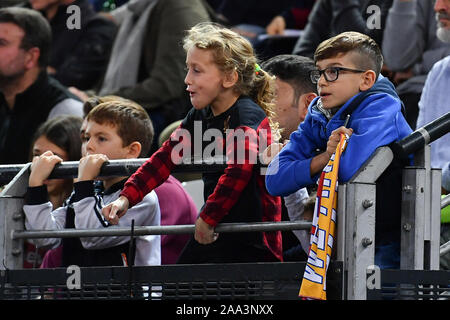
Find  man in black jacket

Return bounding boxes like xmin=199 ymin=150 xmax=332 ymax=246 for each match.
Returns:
xmin=0 ymin=7 xmax=83 ymax=165
xmin=23 ymin=0 xmax=117 ymax=90
xmin=292 ymin=0 xmax=393 ymax=58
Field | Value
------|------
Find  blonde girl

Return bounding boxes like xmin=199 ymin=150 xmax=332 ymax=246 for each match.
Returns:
xmin=103 ymin=22 xmax=283 ymax=263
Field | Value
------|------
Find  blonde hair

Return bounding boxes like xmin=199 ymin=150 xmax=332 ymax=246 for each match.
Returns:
xmin=183 ymin=22 xmax=280 ymax=140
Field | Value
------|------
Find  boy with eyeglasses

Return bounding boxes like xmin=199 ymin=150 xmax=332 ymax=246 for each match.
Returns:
xmin=266 ymin=31 xmax=412 ymax=269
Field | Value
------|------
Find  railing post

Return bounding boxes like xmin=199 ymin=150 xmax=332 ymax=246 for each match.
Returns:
xmin=0 ymin=164 xmax=29 ymax=270
xmin=400 ymin=166 xmax=426 ymax=269
xmin=337 ymin=147 xmax=394 ymax=300
xmin=401 ymin=145 xmax=441 ymax=270
xmin=341 ymin=182 xmax=376 ymax=300
xmin=429 ymin=168 xmax=441 ymax=270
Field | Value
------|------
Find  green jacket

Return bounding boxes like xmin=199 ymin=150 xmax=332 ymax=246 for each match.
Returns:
xmin=111 ymin=0 xmax=215 ymax=121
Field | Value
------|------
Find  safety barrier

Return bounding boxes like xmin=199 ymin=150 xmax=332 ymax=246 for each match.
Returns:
xmin=0 ymin=262 xmax=343 ymax=300
xmin=0 ymin=112 xmax=449 ymax=300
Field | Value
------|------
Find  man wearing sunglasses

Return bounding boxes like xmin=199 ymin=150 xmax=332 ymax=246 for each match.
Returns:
xmin=266 ymin=31 xmax=412 ymax=269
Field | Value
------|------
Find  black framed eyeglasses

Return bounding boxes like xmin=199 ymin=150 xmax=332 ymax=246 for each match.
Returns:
xmin=310 ymin=66 xmax=366 ymax=84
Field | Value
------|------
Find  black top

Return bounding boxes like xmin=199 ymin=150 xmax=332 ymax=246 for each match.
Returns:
xmin=21 ymin=0 xmax=118 ymax=89
xmin=0 ymin=71 xmax=80 ymax=165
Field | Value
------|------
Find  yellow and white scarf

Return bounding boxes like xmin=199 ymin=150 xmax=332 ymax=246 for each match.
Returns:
xmin=299 ymin=133 xmax=348 ymax=300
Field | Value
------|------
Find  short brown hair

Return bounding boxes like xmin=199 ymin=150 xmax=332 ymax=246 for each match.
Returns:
xmin=83 ymin=95 xmax=142 ymax=117
xmin=314 ymin=31 xmax=383 ymax=78
xmin=86 ymin=101 xmax=154 ymax=157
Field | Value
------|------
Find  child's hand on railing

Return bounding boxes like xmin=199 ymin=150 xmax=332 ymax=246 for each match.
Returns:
xmin=29 ymin=151 xmax=63 ymax=187
xmin=194 ymin=217 xmax=218 ymax=244
xmin=77 ymin=154 xmax=109 ymax=182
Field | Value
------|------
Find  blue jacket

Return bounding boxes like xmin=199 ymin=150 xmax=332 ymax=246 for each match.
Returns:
xmin=266 ymin=75 xmax=412 ymax=196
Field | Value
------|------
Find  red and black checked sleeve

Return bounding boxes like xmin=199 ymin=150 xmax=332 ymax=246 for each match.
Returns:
xmin=120 ymin=124 xmax=190 ymax=208
xmin=199 ymin=126 xmax=259 ymax=227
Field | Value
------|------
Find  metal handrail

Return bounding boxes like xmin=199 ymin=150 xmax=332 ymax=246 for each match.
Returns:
xmin=442 ymin=194 xmax=450 ymax=210
xmin=0 ymin=157 xmax=251 ymax=185
xmin=11 ymin=221 xmax=312 ymax=240
xmin=441 ymin=194 xmax=450 ymax=257
xmin=391 ymin=111 xmax=450 ymax=158
xmin=441 ymin=240 xmax=450 ymax=257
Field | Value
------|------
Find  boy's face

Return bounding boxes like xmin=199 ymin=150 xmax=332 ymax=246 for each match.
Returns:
xmin=184 ymin=47 xmax=228 ymax=112
xmin=315 ymin=52 xmax=366 ymax=109
xmin=83 ymin=120 xmax=130 ymax=160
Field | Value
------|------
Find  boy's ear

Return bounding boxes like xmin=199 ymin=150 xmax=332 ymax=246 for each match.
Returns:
xmin=359 ymin=70 xmax=377 ymax=91
xmin=222 ymin=69 xmax=239 ymax=89
xmin=125 ymin=141 xmax=142 ymax=158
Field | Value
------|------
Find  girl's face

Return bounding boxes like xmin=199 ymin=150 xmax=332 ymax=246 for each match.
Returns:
xmin=80 ymin=118 xmax=88 ymax=157
xmin=32 ymin=135 xmax=69 ymax=196
xmin=184 ymin=47 xmax=227 ymax=112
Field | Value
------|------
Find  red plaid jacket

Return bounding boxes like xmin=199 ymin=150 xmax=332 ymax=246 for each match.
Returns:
xmin=121 ymin=97 xmax=282 ymax=261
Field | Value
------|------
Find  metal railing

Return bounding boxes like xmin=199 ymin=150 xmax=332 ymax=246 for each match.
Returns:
xmin=391 ymin=111 xmax=450 ymax=158
xmin=0 ymin=158 xmax=231 ymax=186
xmin=0 ymin=112 xmax=449 ymax=300
xmin=10 ymin=221 xmax=312 ymax=240
xmin=335 ymin=111 xmax=449 ymax=299
xmin=0 ymin=157 xmax=312 ymax=271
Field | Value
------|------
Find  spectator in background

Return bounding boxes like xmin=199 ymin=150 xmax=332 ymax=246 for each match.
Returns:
xmin=23 ymin=115 xmax=83 ymax=268
xmin=261 ymin=54 xmax=318 ymax=261
xmin=382 ymin=0 xmax=450 ymax=129
xmin=262 ymin=55 xmax=317 ymax=143
xmin=266 ymin=0 xmax=315 ymax=36
xmin=292 ymin=0 xmax=393 ymax=58
xmin=254 ymin=0 xmax=316 ymax=60
xmin=21 ymin=0 xmax=118 ymax=90
xmin=0 ymin=7 xmax=83 ymax=165
xmin=415 ymin=0 xmax=450 ymax=171
xmin=412 ymin=0 xmax=450 ymax=270
xmin=213 ymin=0 xmax=294 ymax=42
xmin=89 ymin=0 xmax=129 ymax=12
xmin=69 ymin=0 xmax=215 ymax=154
